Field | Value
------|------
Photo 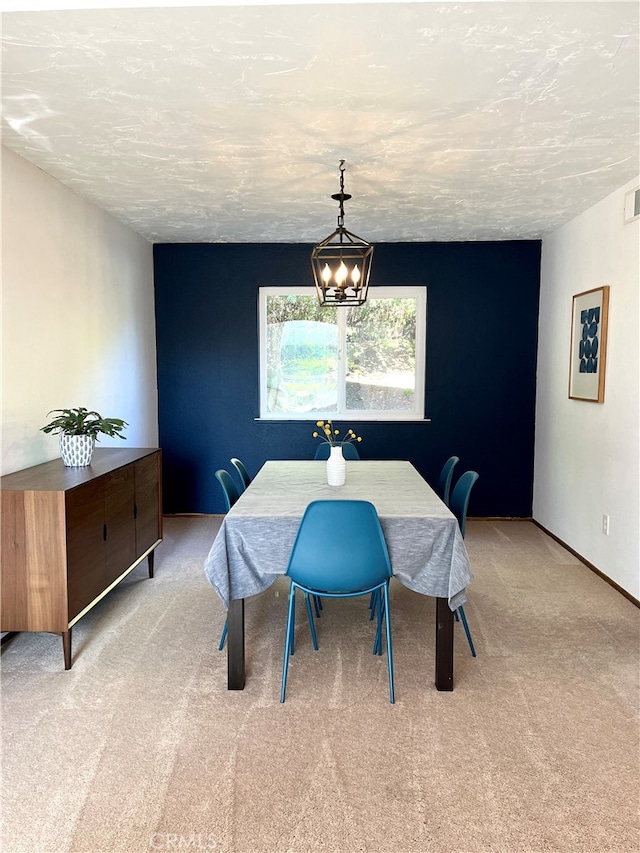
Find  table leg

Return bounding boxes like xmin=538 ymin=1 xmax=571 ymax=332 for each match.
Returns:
xmin=435 ymin=597 xmax=454 ymax=691
xmin=227 ymin=598 xmax=245 ymax=690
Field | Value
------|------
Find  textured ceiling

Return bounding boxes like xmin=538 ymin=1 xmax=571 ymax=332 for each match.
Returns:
xmin=2 ymin=2 xmax=639 ymax=243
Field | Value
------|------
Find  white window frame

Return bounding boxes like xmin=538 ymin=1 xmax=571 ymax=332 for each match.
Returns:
xmin=258 ymin=286 xmax=427 ymax=421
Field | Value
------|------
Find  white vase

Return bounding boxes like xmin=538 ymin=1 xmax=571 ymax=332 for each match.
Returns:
xmin=59 ymin=434 xmax=96 ymax=467
xmin=326 ymin=444 xmax=346 ymax=486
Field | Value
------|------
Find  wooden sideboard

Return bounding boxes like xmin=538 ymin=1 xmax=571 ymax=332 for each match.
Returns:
xmin=1 ymin=447 xmax=162 ymax=669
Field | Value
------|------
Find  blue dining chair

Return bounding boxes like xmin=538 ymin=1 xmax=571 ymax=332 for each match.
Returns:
xmin=313 ymin=442 xmax=360 ymax=461
xmin=449 ymin=470 xmax=479 ymax=657
xmin=437 ymin=455 xmax=460 ymax=506
xmin=215 ymin=468 xmax=240 ymax=513
xmin=230 ymin=457 xmax=251 ymax=492
xmin=280 ymin=500 xmax=395 ymax=704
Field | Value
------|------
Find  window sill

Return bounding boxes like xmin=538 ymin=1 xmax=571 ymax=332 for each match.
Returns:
xmin=255 ymin=417 xmax=433 ymax=423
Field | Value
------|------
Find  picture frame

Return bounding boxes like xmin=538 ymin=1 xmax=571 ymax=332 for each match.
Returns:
xmin=568 ymin=285 xmax=610 ymax=403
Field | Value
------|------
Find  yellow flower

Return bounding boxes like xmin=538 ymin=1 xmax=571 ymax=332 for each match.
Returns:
xmin=312 ymin=421 xmax=364 ymax=448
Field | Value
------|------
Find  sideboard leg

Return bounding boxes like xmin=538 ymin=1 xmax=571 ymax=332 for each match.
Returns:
xmin=62 ymin=629 xmax=72 ymax=670
xmin=148 ymin=550 xmax=155 ymax=579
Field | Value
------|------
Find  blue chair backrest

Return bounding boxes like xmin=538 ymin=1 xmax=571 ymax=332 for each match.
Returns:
xmin=230 ymin=457 xmax=251 ymax=490
xmin=437 ymin=455 xmax=459 ymax=506
xmin=215 ymin=468 xmax=240 ymax=512
xmin=314 ymin=442 xmax=360 ymax=461
xmin=287 ymin=500 xmax=391 ymax=593
xmin=449 ymin=471 xmax=479 ymax=539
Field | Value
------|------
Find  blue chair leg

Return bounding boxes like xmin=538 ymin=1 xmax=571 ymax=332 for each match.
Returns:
xmin=382 ymin=583 xmax=395 ymax=704
xmin=457 ymin=605 xmax=477 ymax=657
xmin=369 ymin=590 xmax=377 ymax=620
xmin=304 ymin=593 xmax=319 ymax=650
xmin=373 ymin=590 xmax=385 ymax=656
xmin=290 ymin=589 xmax=296 ymax=657
xmin=291 ymin=591 xmax=318 ymax=656
xmin=218 ymin=618 xmax=228 ymax=651
xmin=313 ymin=595 xmax=323 ymax=618
xmin=281 ymin=586 xmax=297 ymax=702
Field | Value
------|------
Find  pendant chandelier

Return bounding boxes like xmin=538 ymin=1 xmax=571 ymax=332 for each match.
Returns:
xmin=311 ymin=160 xmax=374 ymax=307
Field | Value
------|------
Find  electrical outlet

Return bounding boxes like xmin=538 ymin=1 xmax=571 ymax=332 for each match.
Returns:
xmin=602 ymin=514 xmax=610 ymax=535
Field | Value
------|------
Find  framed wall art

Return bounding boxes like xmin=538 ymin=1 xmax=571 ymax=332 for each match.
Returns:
xmin=568 ymin=285 xmax=610 ymax=403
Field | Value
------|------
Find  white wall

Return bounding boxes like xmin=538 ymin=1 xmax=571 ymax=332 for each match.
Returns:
xmin=1 ymin=147 xmax=158 ymax=475
xmin=534 ymin=176 xmax=640 ymax=599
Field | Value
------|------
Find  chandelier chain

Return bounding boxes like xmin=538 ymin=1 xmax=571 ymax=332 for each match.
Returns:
xmin=337 ymin=159 xmax=346 ymax=228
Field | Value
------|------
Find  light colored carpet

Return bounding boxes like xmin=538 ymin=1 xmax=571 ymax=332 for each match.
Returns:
xmin=1 ymin=518 xmax=638 ymax=853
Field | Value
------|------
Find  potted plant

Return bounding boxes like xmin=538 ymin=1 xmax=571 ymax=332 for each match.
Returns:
xmin=40 ymin=407 xmax=128 ymax=467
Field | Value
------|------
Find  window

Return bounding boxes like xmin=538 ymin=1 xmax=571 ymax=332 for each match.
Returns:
xmin=259 ymin=286 xmax=426 ymax=420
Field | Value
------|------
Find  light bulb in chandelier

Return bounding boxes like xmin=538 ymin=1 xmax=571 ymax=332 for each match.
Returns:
xmin=335 ymin=261 xmax=348 ymax=288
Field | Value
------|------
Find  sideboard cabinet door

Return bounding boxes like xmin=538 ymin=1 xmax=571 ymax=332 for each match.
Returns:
xmin=66 ymin=477 xmax=106 ymax=621
xmin=134 ymin=454 xmax=162 ymax=556
xmin=104 ymin=465 xmax=137 ymax=586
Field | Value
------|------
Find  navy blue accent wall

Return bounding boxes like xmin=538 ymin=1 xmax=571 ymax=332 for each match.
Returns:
xmin=154 ymin=241 xmax=541 ymax=516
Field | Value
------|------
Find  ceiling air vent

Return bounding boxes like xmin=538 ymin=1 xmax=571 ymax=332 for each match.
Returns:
xmin=623 ymin=186 xmax=640 ymax=223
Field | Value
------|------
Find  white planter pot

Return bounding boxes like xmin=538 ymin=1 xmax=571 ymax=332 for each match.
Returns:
xmin=59 ymin=434 xmax=96 ymax=467
xmin=326 ymin=444 xmax=346 ymax=486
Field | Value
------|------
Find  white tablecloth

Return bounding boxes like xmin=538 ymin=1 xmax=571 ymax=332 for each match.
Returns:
xmin=204 ymin=460 xmax=473 ymax=610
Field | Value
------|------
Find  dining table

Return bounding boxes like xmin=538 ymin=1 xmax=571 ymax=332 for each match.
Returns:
xmin=204 ymin=459 xmax=474 ymax=691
